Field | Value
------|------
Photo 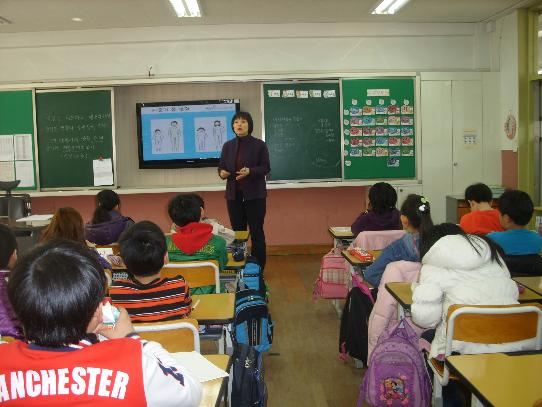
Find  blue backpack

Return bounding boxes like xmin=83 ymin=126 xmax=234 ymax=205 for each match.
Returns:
xmin=233 ymin=288 xmax=273 ymax=353
xmin=238 ymin=256 xmax=265 ymax=294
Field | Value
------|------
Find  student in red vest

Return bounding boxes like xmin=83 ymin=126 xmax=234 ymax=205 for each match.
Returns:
xmin=0 ymin=239 xmax=201 ymax=406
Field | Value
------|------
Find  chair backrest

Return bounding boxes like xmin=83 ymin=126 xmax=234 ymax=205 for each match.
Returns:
xmin=446 ymin=304 xmax=542 ymax=353
xmin=162 ymin=260 xmax=220 ymax=293
xmin=504 ymin=254 xmax=542 ymax=278
xmin=0 ymin=195 xmax=31 ymax=220
xmin=134 ymin=318 xmax=200 ymax=353
xmin=350 ymin=229 xmax=406 ymax=251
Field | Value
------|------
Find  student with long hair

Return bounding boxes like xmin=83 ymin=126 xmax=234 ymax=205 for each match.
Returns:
xmin=363 ymin=194 xmax=434 ymax=288
xmin=351 ymin=182 xmax=401 ymax=235
xmin=85 ymin=189 xmax=134 ymax=245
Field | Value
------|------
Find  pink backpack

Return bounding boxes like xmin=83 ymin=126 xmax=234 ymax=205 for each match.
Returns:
xmin=312 ymin=249 xmax=349 ymax=300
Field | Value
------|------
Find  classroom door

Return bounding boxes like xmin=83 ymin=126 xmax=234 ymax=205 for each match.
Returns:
xmin=451 ymin=81 xmax=483 ymax=195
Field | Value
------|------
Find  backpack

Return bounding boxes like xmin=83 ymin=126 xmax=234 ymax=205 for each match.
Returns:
xmin=338 ymin=286 xmax=374 ymax=365
xmin=239 ymin=256 xmax=265 ymax=294
xmin=358 ymin=319 xmax=431 ymax=407
xmin=233 ymin=288 xmax=273 ymax=353
xmin=312 ymin=249 xmax=350 ymax=300
xmin=228 ymin=344 xmax=267 ymax=407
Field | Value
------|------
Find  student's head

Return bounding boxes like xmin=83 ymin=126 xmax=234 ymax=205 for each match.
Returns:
xmin=41 ymin=207 xmax=86 ymax=245
xmin=231 ymin=111 xmax=253 ymax=136
xmin=168 ymin=194 xmax=203 ymax=227
xmin=400 ymin=194 xmax=434 ymax=235
xmin=420 ymin=223 xmax=504 ymax=266
xmin=499 ymin=189 xmax=534 ymax=227
xmin=91 ymin=189 xmax=121 ymax=225
xmin=0 ymin=224 xmax=17 ymax=270
xmin=465 ymin=183 xmax=493 ymax=210
xmin=367 ymin=182 xmax=397 ymax=215
xmin=8 ymin=239 xmax=106 ymax=347
xmin=119 ymin=221 xmax=166 ymax=277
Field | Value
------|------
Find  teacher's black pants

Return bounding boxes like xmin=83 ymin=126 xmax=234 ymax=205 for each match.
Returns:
xmin=227 ymin=193 xmax=267 ymax=271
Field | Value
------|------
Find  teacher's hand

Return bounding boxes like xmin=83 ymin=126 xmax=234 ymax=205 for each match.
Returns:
xmin=236 ymin=167 xmax=250 ymax=181
xmin=219 ymin=170 xmax=231 ymax=179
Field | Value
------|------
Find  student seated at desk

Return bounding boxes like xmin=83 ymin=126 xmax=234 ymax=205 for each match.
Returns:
xmin=350 ymin=182 xmax=402 ymax=236
xmin=411 ymin=223 xmax=520 ymax=360
xmin=459 ymin=182 xmax=504 ymax=234
xmin=0 ymin=224 xmax=23 ymax=339
xmin=110 ymin=221 xmax=192 ymax=323
xmin=166 ymin=194 xmax=228 ymax=273
xmin=488 ymin=189 xmax=542 ymax=255
xmin=1 ymin=239 xmax=202 ymax=406
xmin=363 ymin=194 xmax=433 ymax=288
xmin=41 ymin=207 xmax=112 ymax=272
xmin=85 ymin=189 xmax=134 ymax=245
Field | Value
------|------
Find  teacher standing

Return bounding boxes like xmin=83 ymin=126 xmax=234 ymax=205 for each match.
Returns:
xmin=218 ymin=111 xmax=271 ymax=270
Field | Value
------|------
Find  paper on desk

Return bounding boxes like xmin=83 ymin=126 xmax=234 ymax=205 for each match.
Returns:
xmin=331 ymin=226 xmax=352 ymax=233
xmin=96 ymin=247 xmax=114 ymax=258
xmin=16 ymin=214 xmax=53 ymax=222
xmin=15 ymin=160 xmax=34 ymax=187
xmin=171 ymin=351 xmax=229 ymax=383
xmin=93 ymin=158 xmax=114 ymax=186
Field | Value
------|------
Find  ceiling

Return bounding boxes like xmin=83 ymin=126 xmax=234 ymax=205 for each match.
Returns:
xmin=0 ymin=0 xmax=539 ymax=33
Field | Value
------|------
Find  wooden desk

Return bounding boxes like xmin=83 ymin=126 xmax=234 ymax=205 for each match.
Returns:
xmin=328 ymin=226 xmax=355 ymax=249
xmin=225 ymin=252 xmax=246 ymax=270
xmin=514 ymin=276 xmax=542 ymax=296
xmin=191 ymin=293 xmax=235 ymax=325
xmin=1 ymin=218 xmax=48 ymax=255
xmin=341 ymin=249 xmax=379 ymax=268
xmin=446 ymin=352 xmax=542 ymax=407
xmin=386 ymin=282 xmax=542 ymax=317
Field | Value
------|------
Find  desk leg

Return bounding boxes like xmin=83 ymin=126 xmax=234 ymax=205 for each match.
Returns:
xmin=332 ymin=299 xmax=342 ymax=318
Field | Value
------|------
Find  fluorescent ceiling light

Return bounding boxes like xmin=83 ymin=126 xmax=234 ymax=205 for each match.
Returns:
xmin=168 ymin=0 xmax=202 ymax=18
xmin=372 ymin=0 xmax=410 ymax=15
xmin=72 ymin=17 xmax=83 ymax=22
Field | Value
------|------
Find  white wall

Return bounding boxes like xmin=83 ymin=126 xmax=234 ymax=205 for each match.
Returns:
xmin=0 ymin=22 xmax=487 ymax=83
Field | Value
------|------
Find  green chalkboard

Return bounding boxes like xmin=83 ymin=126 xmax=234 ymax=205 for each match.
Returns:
xmin=0 ymin=90 xmax=37 ymax=190
xmin=36 ymin=89 xmax=114 ymax=189
xmin=263 ymin=82 xmax=341 ymax=181
xmin=341 ymin=78 xmax=416 ymax=180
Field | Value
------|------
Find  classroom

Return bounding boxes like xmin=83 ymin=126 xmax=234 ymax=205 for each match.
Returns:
xmin=0 ymin=0 xmax=542 ymax=406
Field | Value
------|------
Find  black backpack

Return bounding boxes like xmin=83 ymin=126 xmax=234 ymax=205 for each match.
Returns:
xmin=338 ymin=286 xmax=374 ymax=365
xmin=233 ymin=289 xmax=273 ymax=353
xmin=228 ymin=344 xmax=267 ymax=407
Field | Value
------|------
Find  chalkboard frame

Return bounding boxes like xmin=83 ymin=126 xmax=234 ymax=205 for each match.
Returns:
xmin=261 ymin=80 xmax=342 ymax=183
xmin=35 ymin=87 xmax=117 ymax=191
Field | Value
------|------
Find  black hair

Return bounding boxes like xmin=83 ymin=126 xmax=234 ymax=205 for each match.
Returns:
xmin=231 ymin=111 xmax=254 ymax=135
xmin=168 ymin=194 xmax=203 ymax=227
xmin=499 ymin=189 xmax=534 ymax=226
xmin=91 ymin=189 xmax=121 ymax=224
xmin=119 ymin=221 xmax=166 ymax=277
xmin=0 ymin=224 xmax=17 ymax=269
xmin=8 ymin=239 xmax=106 ymax=347
xmin=420 ymin=223 xmax=504 ymax=266
xmin=368 ymin=182 xmax=397 ymax=215
xmin=400 ymin=194 xmax=434 ymax=237
xmin=465 ymin=183 xmax=493 ymax=203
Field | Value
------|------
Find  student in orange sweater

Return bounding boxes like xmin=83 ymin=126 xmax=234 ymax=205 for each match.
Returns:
xmin=460 ymin=183 xmax=504 ymax=234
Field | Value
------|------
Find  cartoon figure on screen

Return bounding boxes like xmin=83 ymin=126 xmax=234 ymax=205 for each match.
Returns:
xmin=152 ymin=129 xmax=164 ymax=153
xmin=213 ymin=120 xmax=226 ymax=150
xmin=196 ymin=127 xmax=211 ymax=152
xmin=168 ymin=120 xmax=183 ymax=152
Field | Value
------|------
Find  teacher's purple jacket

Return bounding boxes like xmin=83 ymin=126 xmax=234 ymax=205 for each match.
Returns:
xmin=218 ymin=135 xmax=270 ymax=201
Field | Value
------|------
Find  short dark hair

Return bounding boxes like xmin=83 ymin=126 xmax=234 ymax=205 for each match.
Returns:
xmin=499 ymin=189 xmax=534 ymax=226
xmin=0 ymin=224 xmax=17 ymax=269
xmin=231 ymin=111 xmax=254 ymax=135
xmin=420 ymin=223 xmax=504 ymax=266
xmin=400 ymin=194 xmax=434 ymax=237
xmin=168 ymin=194 xmax=203 ymax=227
xmin=119 ymin=221 xmax=166 ymax=277
xmin=368 ymin=182 xmax=397 ymax=214
xmin=8 ymin=239 xmax=106 ymax=347
xmin=465 ymin=183 xmax=493 ymax=203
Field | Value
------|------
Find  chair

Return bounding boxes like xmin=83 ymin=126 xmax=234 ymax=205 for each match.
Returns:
xmin=430 ymin=303 xmax=542 ymax=407
xmin=350 ymin=229 xmax=406 ymax=251
xmin=134 ymin=318 xmax=200 ymax=353
xmin=0 ymin=336 xmax=16 ymax=343
xmin=0 ymin=180 xmax=31 ymax=221
xmin=503 ymin=254 xmax=542 ymax=277
xmin=162 ymin=260 xmax=220 ymax=293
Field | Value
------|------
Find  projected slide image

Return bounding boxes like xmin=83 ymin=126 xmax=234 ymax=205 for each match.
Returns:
xmin=194 ymin=116 xmax=227 ymax=152
xmin=151 ymin=118 xmax=184 ymax=154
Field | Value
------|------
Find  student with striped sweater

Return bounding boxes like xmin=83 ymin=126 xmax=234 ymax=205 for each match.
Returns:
xmin=110 ymin=221 xmax=192 ymax=323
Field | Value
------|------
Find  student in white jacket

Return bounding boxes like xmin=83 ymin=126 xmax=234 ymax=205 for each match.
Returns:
xmin=411 ymin=223 xmax=521 ymax=360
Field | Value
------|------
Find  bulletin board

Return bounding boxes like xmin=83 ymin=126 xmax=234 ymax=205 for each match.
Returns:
xmin=341 ymin=78 xmax=416 ymax=180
